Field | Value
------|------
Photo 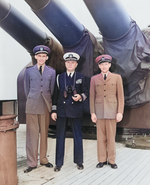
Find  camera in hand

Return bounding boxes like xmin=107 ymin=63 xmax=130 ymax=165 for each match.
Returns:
xmin=64 ymin=86 xmax=77 ymax=98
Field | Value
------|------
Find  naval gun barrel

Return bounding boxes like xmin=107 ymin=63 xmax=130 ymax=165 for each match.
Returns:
xmin=84 ymin=0 xmax=131 ymax=40
xmin=25 ymin=0 xmax=85 ymax=47
xmin=0 ymin=0 xmax=47 ymax=53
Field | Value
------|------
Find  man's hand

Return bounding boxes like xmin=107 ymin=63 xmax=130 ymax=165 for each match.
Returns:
xmin=91 ymin=113 xmax=97 ymax=123
xmin=51 ymin=112 xmax=57 ymax=121
xmin=72 ymin=94 xmax=82 ymax=102
xmin=116 ymin=113 xmax=123 ymax=122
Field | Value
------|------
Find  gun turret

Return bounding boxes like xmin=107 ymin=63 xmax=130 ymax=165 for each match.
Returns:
xmin=84 ymin=0 xmax=150 ymax=108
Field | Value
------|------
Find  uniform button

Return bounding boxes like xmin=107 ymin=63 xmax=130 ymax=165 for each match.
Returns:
xmin=41 ymin=79 xmax=43 ymax=81
xmin=63 ymin=101 xmax=66 ymax=104
xmin=41 ymin=85 xmax=43 ymax=87
xmin=72 ymin=102 xmax=74 ymax=104
xmin=41 ymin=91 xmax=43 ymax=93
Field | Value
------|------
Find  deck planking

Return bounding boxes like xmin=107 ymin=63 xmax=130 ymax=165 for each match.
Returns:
xmin=17 ymin=124 xmax=150 ymax=185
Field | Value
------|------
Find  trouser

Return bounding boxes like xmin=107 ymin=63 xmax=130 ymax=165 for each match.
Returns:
xmin=26 ymin=109 xmax=50 ymax=167
xmin=96 ymin=119 xmax=117 ymax=164
xmin=56 ymin=117 xmax=83 ymax=167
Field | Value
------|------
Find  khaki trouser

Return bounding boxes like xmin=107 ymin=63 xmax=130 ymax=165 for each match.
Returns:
xmin=26 ymin=109 xmax=50 ymax=167
xmin=96 ymin=119 xmax=117 ymax=164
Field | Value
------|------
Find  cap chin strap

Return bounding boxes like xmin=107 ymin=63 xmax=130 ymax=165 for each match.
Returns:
xmin=35 ymin=51 xmax=48 ymax=55
xmin=65 ymin=58 xmax=77 ymax=61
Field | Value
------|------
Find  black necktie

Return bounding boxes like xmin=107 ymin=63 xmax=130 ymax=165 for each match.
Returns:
xmin=69 ymin=73 xmax=71 ymax=78
xmin=104 ymin=74 xmax=106 ymax=80
xmin=39 ymin=66 xmax=42 ymax=75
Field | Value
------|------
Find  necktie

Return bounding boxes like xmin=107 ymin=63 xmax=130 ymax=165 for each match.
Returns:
xmin=39 ymin=66 xmax=42 ymax=75
xmin=69 ymin=73 xmax=72 ymax=78
xmin=104 ymin=74 xmax=106 ymax=80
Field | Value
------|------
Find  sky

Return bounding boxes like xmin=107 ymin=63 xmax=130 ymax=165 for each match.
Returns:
xmin=0 ymin=0 xmax=150 ymax=100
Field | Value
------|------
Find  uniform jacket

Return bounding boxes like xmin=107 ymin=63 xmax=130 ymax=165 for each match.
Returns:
xmin=52 ymin=72 xmax=88 ymax=118
xmin=90 ymin=72 xmax=124 ymax=119
xmin=24 ymin=64 xmax=56 ymax=114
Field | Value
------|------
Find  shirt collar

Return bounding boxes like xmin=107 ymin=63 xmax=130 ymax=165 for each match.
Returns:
xmin=66 ymin=71 xmax=75 ymax=77
xmin=101 ymin=71 xmax=109 ymax=78
xmin=37 ymin=64 xmax=45 ymax=70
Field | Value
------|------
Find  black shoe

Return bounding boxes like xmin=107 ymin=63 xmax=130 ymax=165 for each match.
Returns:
xmin=40 ymin=162 xmax=53 ymax=168
xmin=96 ymin=161 xmax=107 ymax=168
xmin=24 ymin=166 xmax=37 ymax=173
xmin=77 ymin=164 xmax=84 ymax=170
xmin=108 ymin=162 xmax=118 ymax=169
xmin=54 ymin=165 xmax=61 ymax=172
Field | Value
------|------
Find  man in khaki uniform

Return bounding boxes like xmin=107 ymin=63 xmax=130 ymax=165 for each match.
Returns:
xmin=90 ymin=54 xmax=124 ymax=169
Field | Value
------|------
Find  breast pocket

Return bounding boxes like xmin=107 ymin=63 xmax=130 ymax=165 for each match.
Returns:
xmin=30 ymin=77 xmax=37 ymax=88
xmin=44 ymin=75 xmax=51 ymax=88
xmin=108 ymin=83 xmax=116 ymax=93
xmin=95 ymin=84 xmax=103 ymax=94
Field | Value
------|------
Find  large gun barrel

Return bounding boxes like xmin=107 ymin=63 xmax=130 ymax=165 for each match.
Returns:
xmin=25 ymin=0 xmax=84 ymax=47
xmin=0 ymin=0 xmax=47 ymax=53
xmin=0 ymin=0 xmax=65 ymax=72
xmin=84 ymin=0 xmax=131 ymax=40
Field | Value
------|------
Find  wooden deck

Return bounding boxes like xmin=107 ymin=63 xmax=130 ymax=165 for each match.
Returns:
xmin=17 ymin=125 xmax=150 ymax=185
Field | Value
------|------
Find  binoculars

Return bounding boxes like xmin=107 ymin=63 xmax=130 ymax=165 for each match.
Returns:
xmin=64 ymin=86 xmax=77 ymax=98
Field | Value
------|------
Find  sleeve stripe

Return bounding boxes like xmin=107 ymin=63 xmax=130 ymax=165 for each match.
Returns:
xmin=52 ymin=105 xmax=57 ymax=111
xmin=81 ymin=93 xmax=87 ymax=101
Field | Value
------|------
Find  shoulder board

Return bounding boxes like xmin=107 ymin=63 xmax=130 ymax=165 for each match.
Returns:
xmin=26 ymin=65 xmax=34 ymax=69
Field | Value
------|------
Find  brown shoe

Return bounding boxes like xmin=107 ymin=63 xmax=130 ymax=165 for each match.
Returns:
xmin=96 ymin=161 xmax=107 ymax=168
xmin=108 ymin=162 xmax=118 ymax=169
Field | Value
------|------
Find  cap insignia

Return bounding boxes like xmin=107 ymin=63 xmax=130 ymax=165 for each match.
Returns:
xmin=69 ymin=54 xmax=73 ymax=58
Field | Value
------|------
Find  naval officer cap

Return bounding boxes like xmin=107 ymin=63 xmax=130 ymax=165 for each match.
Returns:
xmin=95 ymin=54 xmax=112 ymax=64
xmin=63 ymin=52 xmax=80 ymax=61
xmin=33 ymin=45 xmax=50 ymax=55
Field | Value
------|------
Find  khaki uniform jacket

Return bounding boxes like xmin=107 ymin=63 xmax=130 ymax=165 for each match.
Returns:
xmin=90 ymin=72 xmax=124 ymax=119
